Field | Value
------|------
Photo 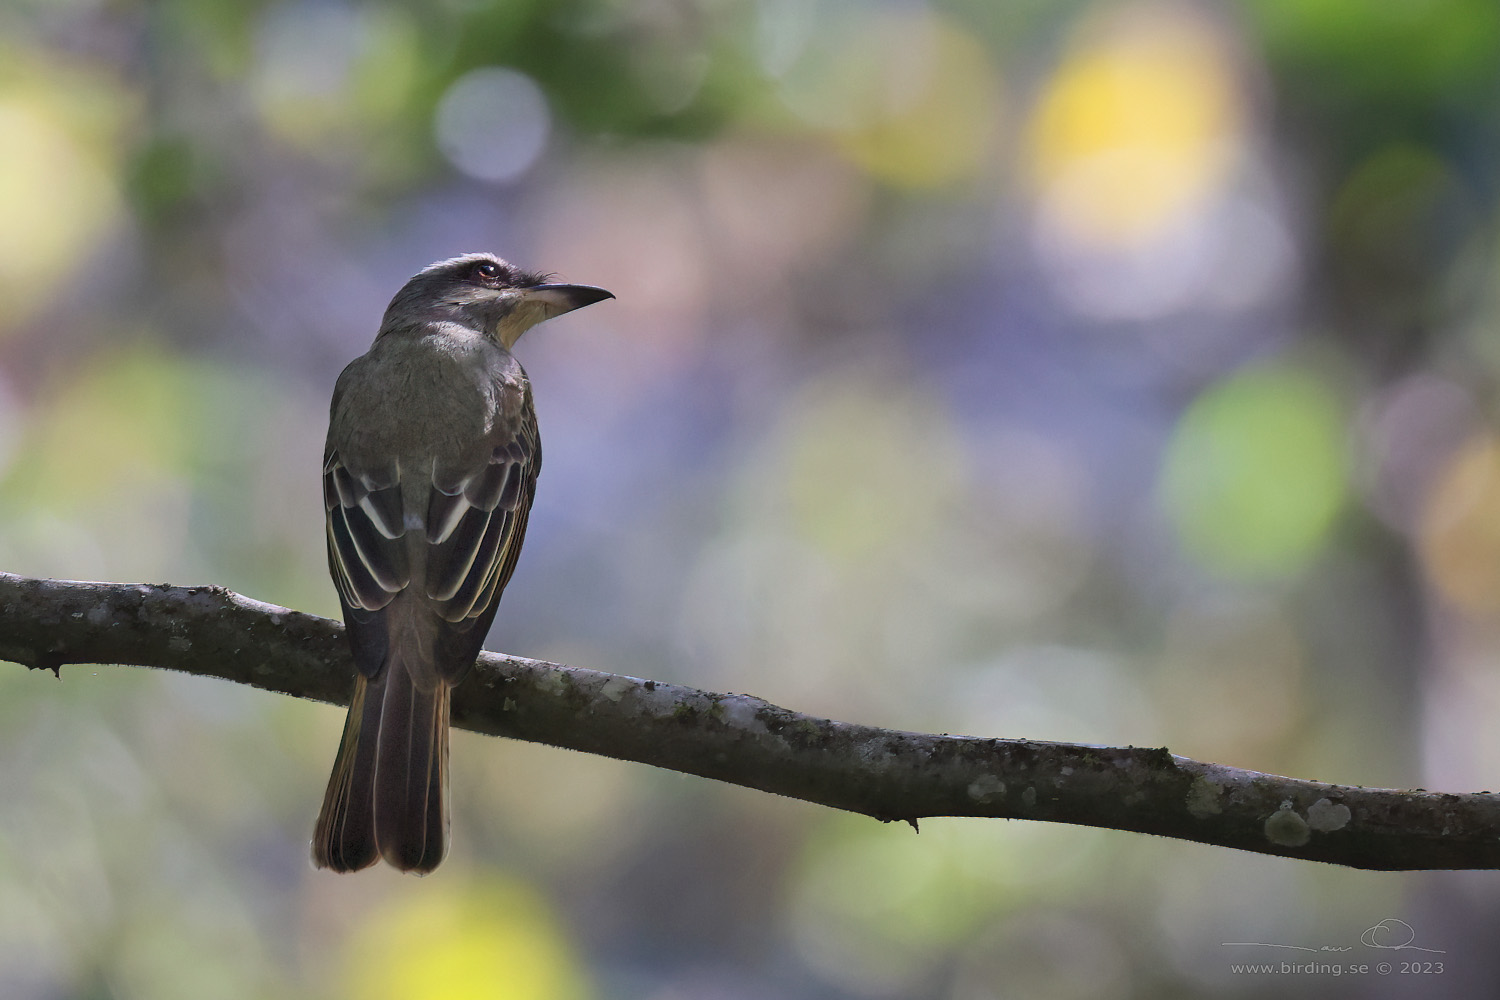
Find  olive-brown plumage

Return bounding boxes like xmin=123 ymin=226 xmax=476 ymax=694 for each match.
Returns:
xmin=313 ymin=253 xmax=611 ymax=873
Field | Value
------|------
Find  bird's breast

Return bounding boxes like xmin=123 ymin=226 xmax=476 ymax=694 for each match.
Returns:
xmin=332 ymin=332 xmax=526 ymax=474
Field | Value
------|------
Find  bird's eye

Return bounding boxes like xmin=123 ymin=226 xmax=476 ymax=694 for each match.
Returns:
xmin=474 ymin=261 xmax=501 ymax=281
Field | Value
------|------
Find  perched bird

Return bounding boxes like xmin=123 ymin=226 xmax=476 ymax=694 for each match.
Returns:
xmin=313 ymin=253 xmax=612 ymax=873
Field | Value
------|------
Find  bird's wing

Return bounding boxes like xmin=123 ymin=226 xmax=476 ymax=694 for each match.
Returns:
xmin=324 ymin=383 xmax=540 ymax=685
xmin=424 ymin=400 xmax=541 ymax=632
xmin=324 ymin=451 xmax=409 ymax=614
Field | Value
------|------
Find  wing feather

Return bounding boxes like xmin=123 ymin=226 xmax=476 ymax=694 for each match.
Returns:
xmin=426 ymin=490 xmax=468 ymax=544
xmin=327 ymin=385 xmax=539 ymax=677
xmin=444 ymin=510 xmax=514 ymax=620
xmin=324 ymin=451 xmax=409 ymax=611
xmin=422 ymin=403 xmax=539 ymax=628
xmin=359 ymin=488 xmax=405 ymax=539
xmin=328 ymin=505 xmax=392 ymax=609
xmin=426 ymin=506 xmax=492 ymax=603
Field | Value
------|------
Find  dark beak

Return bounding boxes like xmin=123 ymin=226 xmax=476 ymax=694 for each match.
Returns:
xmin=522 ymin=283 xmax=615 ymax=320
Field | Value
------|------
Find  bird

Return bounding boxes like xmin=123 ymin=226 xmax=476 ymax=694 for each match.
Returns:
xmin=313 ymin=253 xmax=612 ymax=873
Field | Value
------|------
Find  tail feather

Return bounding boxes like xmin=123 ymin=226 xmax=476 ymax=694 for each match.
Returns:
xmin=374 ymin=662 xmax=450 ymax=872
xmin=312 ymin=675 xmax=382 ymax=872
xmin=312 ymin=655 xmax=451 ymax=874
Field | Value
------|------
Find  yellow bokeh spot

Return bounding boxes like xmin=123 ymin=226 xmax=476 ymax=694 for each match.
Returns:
xmin=1419 ymin=434 xmax=1500 ymax=616
xmin=0 ymin=342 xmax=276 ymax=579
xmin=341 ymin=878 xmax=590 ymax=1000
xmin=788 ymin=813 xmax=1106 ymax=994
xmin=2 ymin=344 xmax=193 ymax=510
xmin=831 ymin=15 xmax=1003 ymax=189
xmin=1028 ymin=3 xmax=1240 ymax=246
xmin=250 ymin=6 xmax=419 ymax=152
xmin=0 ymin=52 xmax=130 ymax=330
xmin=775 ymin=11 xmax=1003 ymax=189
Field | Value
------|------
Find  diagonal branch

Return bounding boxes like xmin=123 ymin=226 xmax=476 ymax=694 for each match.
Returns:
xmin=1 ymin=571 xmax=1496 ymax=871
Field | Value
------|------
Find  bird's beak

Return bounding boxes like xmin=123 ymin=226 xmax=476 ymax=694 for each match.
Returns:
xmin=498 ymin=282 xmax=613 ymax=348
xmin=521 ymin=283 xmax=615 ymax=320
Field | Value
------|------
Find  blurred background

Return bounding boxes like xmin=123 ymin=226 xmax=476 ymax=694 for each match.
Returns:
xmin=2 ymin=0 xmax=1500 ymax=996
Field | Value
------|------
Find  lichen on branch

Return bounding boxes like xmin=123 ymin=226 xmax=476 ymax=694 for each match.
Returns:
xmin=3 ymin=572 xmax=1498 ymax=871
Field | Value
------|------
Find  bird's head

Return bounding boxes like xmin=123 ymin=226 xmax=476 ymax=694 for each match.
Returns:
xmin=383 ymin=252 xmax=613 ymax=348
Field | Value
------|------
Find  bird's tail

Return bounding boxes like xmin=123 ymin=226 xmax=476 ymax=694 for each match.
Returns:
xmin=312 ymin=657 xmax=451 ymax=874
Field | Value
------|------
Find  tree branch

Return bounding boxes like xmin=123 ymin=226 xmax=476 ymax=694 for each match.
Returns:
xmin=2 ymin=571 xmax=1495 ymax=871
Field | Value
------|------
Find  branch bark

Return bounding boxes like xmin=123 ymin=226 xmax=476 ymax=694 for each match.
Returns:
xmin=2 ymin=571 xmax=1495 ymax=871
